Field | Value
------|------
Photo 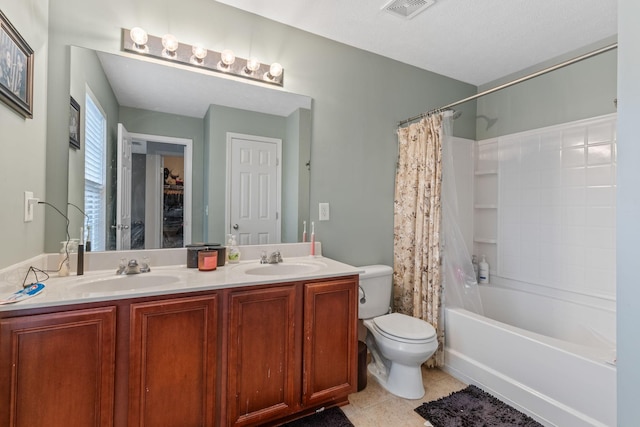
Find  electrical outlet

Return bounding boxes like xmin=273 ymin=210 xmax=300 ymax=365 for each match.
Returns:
xmin=24 ymin=191 xmax=34 ymax=222
xmin=319 ymin=203 xmax=330 ymax=221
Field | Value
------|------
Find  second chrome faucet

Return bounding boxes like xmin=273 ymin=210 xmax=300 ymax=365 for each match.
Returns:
xmin=260 ymin=250 xmax=283 ymax=264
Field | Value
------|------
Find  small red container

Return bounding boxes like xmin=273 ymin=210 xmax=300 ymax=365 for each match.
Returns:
xmin=198 ymin=250 xmax=218 ymax=271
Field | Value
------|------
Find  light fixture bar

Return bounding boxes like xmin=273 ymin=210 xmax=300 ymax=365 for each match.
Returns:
xmin=121 ymin=28 xmax=284 ymax=87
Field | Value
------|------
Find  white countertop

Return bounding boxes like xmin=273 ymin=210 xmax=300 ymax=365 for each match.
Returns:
xmin=0 ymin=255 xmax=362 ymax=313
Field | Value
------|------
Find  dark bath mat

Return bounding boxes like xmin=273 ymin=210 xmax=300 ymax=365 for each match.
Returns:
xmin=280 ymin=406 xmax=353 ymax=427
xmin=415 ymin=385 xmax=543 ymax=427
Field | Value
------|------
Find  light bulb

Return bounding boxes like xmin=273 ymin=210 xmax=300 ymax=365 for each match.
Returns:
xmin=268 ymin=62 xmax=283 ymax=78
xmin=220 ymin=49 xmax=235 ymax=67
xmin=129 ymin=27 xmax=148 ymax=48
xmin=192 ymin=44 xmax=207 ymax=61
xmin=161 ymin=34 xmax=179 ymax=56
xmin=245 ymin=57 xmax=260 ymax=73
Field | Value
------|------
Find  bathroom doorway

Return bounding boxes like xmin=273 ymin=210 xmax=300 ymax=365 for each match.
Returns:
xmin=116 ymin=124 xmax=193 ymax=249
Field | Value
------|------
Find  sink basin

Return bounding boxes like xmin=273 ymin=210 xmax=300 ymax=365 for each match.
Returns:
xmin=239 ymin=261 xmax=324 ymax=276
xmin=68 ymin=274 xmax=181 ymax=296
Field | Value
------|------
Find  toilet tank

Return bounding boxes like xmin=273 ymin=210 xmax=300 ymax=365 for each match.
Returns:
xmin=358 ymin=265 xmax=394 ymax=320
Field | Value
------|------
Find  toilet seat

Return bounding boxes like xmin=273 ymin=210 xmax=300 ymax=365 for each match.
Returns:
xmin=372 ymin=313 xmax=436 ymax=344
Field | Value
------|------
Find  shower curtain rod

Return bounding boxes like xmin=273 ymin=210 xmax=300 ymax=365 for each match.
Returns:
xmin=397 ymin=42 xmax=618 ymax=127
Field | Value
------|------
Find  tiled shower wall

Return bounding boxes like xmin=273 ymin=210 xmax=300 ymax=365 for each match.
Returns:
xmin=475 ymin=114 xmax=616 ymax=299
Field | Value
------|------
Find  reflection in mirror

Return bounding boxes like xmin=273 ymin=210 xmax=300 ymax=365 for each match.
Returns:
xmin=122 ymin=129 xmax=193 ymax=251
xmin=66 ymin=46 xmax=312 ymax=251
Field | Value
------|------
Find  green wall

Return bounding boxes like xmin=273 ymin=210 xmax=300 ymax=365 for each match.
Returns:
xmin=0 ymin=0 xmax=49 ymax=267
xmin=476 ymin=41 xmax=617 ymax=139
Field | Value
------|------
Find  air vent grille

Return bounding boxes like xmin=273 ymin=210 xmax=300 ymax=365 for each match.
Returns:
xmin=382 ymin=0 xmax=436 ymax=19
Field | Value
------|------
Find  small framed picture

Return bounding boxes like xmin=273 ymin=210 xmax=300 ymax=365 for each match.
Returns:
xmin=0 ymin=9 xmax=34 ymax=119
xmin=69 ymin=96 xmax=80 ymax=149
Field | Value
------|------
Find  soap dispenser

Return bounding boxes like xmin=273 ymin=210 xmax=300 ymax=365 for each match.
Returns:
xmin=226 ymin=234 xmax=240 ymax=264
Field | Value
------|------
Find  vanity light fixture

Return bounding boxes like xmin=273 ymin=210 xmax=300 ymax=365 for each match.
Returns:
xmin=266 ymin=62 xmax=283 ymax=82
xmin=191 ymin=44 xmax=208 ymax=64
xmin=161 ymin=34 xmax=179 ymax=58
xmin=245 ymin=57 xmax=260 ymax=75
xmin=121 ymin=28 xmax=284 ymax=86
xmin=218 ymin=49 xmax=235 ymax=70
xmin=129 ymin=27 xmax=149 ymax=53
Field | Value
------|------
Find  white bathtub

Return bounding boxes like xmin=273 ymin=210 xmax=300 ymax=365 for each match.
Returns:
xmin=443 ymin=282 xmax=616 ymax=427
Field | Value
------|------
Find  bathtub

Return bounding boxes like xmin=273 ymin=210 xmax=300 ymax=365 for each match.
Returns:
xmin=443 ymin=281 xmax=616 ymax=427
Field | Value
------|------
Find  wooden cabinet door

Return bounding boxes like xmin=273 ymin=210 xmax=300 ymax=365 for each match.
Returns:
xmin=129 ymin=294 xmax=218 ymax=427
xmin=0 ymin=307 xmax=116 ymax=427
xmin=303 ymin=278 xmax=358 ymax=406
xmin=226 ymin=285 xmax=300 ymax=427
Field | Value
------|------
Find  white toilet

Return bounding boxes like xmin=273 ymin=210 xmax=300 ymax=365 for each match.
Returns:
xmin=358 ymin=265 xmax=438 ymax=399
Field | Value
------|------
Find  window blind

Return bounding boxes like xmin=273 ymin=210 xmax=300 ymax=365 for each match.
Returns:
xmin=84 ymin=94 xmax=107 ymax=251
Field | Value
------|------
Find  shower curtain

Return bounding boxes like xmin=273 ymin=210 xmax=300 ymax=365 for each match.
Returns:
xmin=394 ymin=112 xmax=483 ymax=368
xmin=393 ymin=113 xmax=445 ymax=367
xmin=440 ymin=115 xmax=484 ymax=316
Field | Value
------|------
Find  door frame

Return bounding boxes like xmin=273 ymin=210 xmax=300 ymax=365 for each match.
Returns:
xmin=116 ymin=123 xmax=133 ymax=250
xmin=225 ymin=132 xmax=282 ymax=243
xmin=129 ymin=132 xmax=193 ymax=247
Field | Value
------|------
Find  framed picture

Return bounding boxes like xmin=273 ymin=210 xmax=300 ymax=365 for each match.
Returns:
xmin=69 ymin=96 xmax=80 ymax=149
xmin=0 ymin=9 xmax=33 ymax=119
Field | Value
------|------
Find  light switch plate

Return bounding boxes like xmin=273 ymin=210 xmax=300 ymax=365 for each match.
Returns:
xmin=24 ymin=191 xmax=34 ymax=222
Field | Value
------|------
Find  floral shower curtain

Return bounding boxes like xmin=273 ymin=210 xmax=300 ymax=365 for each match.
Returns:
xmin=393 ymin=113 xmax=444 ymax=367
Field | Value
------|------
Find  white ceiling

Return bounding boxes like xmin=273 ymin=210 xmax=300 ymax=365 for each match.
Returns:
xmin=216 ymin=0 xmax=618 ymax=86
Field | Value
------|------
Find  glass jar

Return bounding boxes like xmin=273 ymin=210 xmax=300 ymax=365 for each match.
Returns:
xmin=198 ymin=249 xmax=218 ymax=271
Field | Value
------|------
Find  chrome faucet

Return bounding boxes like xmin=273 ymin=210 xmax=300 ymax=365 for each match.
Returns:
xmin=126 ymin=259 xmax=141 ymax=274
xmin=260 ymin=250 xmax=283 ymax=264
xmin=117 ymin=258 xmax=150 ymax=275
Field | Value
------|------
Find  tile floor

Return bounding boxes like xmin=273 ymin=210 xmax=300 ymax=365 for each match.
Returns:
xmin=342 ymin=367 xmax=468 ymax=426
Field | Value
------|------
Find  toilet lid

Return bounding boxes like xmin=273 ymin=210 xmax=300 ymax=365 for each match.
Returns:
xmin=373 ymin=313 xmax=436 ymax=342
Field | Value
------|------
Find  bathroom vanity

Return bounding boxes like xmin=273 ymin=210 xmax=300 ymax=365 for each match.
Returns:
xmin=0 ymin=253 xmax=360 ymax=427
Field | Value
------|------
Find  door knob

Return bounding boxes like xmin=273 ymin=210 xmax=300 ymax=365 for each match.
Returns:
xmin=232 ymin=224 xmax=239 ymax=230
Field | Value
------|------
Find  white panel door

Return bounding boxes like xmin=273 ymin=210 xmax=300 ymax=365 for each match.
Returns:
xmin=116 ymin=123 xmax=132 ymax=250
xmin=229 ymin=134 xmax=281 ymax=245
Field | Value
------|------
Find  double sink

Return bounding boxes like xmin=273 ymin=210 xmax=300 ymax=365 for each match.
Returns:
xmin=65 ymin=258 xmax=328 ymax=297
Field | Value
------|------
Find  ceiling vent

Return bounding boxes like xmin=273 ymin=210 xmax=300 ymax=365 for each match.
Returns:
xmin=382 ymin=0 xmax=436 ymax=19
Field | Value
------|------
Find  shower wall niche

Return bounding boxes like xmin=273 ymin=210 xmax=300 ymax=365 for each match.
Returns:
xmin=473 ymin=139 xmax=499 ymax=281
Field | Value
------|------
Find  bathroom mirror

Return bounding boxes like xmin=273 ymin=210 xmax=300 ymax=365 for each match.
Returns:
xmin=67 ymin=46 xmax=312 ymax=251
